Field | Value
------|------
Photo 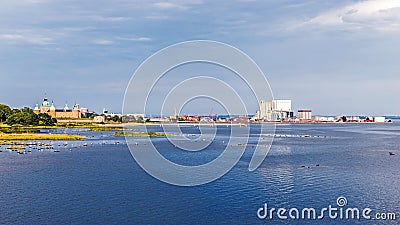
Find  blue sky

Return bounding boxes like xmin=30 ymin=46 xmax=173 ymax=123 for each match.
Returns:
xmin=1 ymin=0 xmax=399 ymax=116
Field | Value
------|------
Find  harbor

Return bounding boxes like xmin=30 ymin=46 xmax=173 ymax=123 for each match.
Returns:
xmin=0 ymin=123 xmax=399 ymax=223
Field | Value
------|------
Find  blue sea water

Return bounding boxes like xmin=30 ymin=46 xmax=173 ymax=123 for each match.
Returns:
xmin=0 ymin=123 xmax=399 ymax=224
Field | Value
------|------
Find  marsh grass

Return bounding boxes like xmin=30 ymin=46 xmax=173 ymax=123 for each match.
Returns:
xmin=6 ymin=145 xmax=25 ymax=150
xmin=0 ymin=133 xmax=86 ymax=140
xmin=113 ymin=132 xmax=171 ymax=137
xmin=90 ymin=127 xmax=127 ymax=131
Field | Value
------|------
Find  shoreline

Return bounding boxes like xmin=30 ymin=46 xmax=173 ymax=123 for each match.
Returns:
xmin=0 ymin=120 xmax=394 ymax=131
xmin=0 ymin=133 xmax=86 ymax=141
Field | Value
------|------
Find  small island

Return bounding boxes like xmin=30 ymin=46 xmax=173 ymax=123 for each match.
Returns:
xmin=113 ymin=132 xmax=171 ymax=137
xmin=0 ymin=133 xmax=86 ymax=141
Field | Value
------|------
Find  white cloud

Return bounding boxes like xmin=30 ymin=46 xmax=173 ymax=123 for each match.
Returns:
xmin=0 ymin=33 xmax=53 ymax=44
xmin=144 ymin=14 xmax=170 ymax=20
xmin=61 ymin=26 xmax=96 ymax=32
xmin=117 ymin=36 xmax=152 ymax=42
xmin=89 ymin=16 xmax=131 ymax=22
xmin=0 ymin=34 xmax=24 ymax=40
xmin=304 ymin=0 xmax=400 ymax=32
xmin=151 ymin=1 xmax=203 ymax=10
xmin=1 ymin=0 xmax=47 ymax=5
xmin=152 ymin=2 xmax=187 ymax=10
xmin=92 ymin=39 xmax=114 ymax=45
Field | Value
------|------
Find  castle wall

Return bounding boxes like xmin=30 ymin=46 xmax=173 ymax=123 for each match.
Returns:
xmin=34 ymin=98 xmax=83 ymax=119
xmin=54 ymin=111 xmax=81 ymax=119
xmin=34 ymin=107 xmax=82 ymax=119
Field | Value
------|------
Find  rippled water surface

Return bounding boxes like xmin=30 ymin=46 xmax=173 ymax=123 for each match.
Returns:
xmin=0 ymin=123 xmax=399 ymax=224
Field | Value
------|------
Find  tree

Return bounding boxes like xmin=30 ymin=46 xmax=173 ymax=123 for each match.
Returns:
xmin=122 ymin=115 xmax=136 ymax=123
xmin=111 ymin=115 xmax=120 ymax=122
xmin=4 ymin=106 xmax=57 ymax=126
xmin=136 ymin=116 xmax=144 ymax=123
xmin=21 ymin=107 xmax=33 ymax=113
xmin=12 ymin=108 xmax=21 ymax=114
xmin=38 ymin=113 xmax=57 ymax=126
xmin=0 ymin=104 xmax=12 ymax=123
xmin=6 ymin=111 xmax=39 ymax=126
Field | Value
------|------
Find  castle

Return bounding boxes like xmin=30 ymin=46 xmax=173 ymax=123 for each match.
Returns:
xmin=34 ymin=97 xmax=86 ymax=119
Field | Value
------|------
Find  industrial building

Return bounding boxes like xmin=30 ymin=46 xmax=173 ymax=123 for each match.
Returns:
xmin=374 ymin=117 xmax=386 ymax=123
xmin=298 ymin=110 xmax=312 ymax=120
xmin=257 ymin=99 xmax=294 ymax=121
xmin=272 ymin=100 xmax=293 ymax=120
xmin=259 ymin=100 xmax=272 ymax=121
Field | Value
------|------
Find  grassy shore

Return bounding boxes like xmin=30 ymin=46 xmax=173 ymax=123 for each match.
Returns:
xmin=0 ymin=133 xmax=86 ymax=140
xmin=113 ymin=132 xmax=171 ymax=137
xmin=0 ymin=123 xmax=124 ymax=133
xmin=90 ymin=127 xmax=126 ymax=131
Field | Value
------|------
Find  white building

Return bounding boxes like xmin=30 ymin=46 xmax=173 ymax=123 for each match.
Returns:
xmin=259 ymin=100 xmax=272 ymax=121
xmin=298 ymin=110 xmax=312 ymax=120
xmin=272 ymin=100 xmax=293 ymax=121
xmin=272 ymin=100 xmax=292 ymax=112
xmin=374 ymin=116 xmax=385 ymax=123
xmin=258 ymin=99 xmax=294 ymax=121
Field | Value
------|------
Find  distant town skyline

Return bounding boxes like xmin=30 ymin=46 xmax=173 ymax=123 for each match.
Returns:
xmin=1 ymin=0 xmax=399 ymax=116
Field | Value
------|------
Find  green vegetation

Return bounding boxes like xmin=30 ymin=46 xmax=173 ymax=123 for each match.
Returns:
xmin=113 ymin=131 xmax=171 ymax=137
xmin=0 ymin=133 xmax=86 ymax=140
xmin=121 ymin=115 xmax=144 ymax=123
xmin=0 ymin=104 xmax=13 ymax=123
xmin=106 ymin=115 xmax=122 ymax=123
xmin=6 ymin=107 xmax=33 ymax=125
xmin=0 ymin=127 xmax=40 ymax=134
xmin=56 ymin=122 xmax=97 ymax=128
xmin=90 ymin=127 xmax=126 ymax=131
xmin=0 ymin=105 xmax=57 ymax=126
xmin=0 ymin=140 xmax=16 ymax=146
xmin=37 ymin=113 xmax=58 ymax=125
xmin=0 ymin=123 xmax=129 ymax=133
xmin=5 ymin=145 xmax=25 ymax=150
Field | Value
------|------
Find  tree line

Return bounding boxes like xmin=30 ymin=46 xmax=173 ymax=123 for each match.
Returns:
xmin=0 ymin=104 xmax=57 ymax=126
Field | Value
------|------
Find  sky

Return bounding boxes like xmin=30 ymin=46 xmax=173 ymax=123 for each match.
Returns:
xmin=1 ymin=0 xmax=399 ymax=116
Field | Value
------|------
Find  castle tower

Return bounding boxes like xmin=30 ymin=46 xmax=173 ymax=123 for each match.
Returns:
xmin=34 ymin=103 xmax=40 ymax=114
xmin=49 ymin=101 xmax=56 ymax=118
xmin=40 ymin=97 xmax=51 ymax=113
xmin=72 ymin=103 xmax=81 ymax=118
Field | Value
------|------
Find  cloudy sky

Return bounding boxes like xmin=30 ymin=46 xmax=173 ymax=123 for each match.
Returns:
xmin=1 ymin=0 xmax=399 ymax=116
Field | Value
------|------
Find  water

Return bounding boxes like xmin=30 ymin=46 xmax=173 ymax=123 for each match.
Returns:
xmin=0 ymin=123 xmax=399 ymax=224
